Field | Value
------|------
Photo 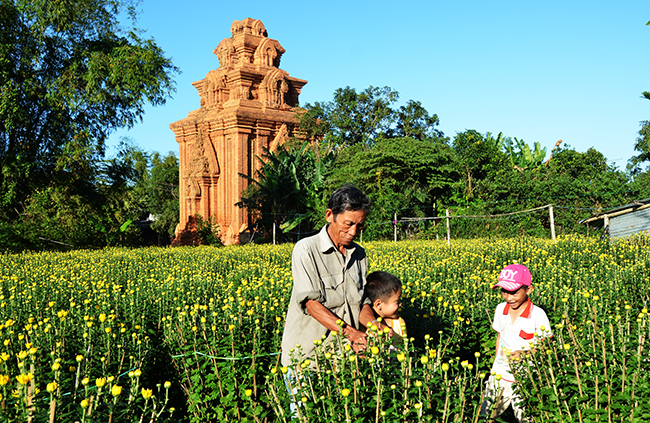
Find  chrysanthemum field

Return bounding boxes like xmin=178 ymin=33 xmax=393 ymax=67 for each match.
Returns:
xmin=0 ymin=235 xmax=648 ymax=422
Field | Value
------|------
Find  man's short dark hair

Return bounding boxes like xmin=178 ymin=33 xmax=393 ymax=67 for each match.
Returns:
xmin=328 ymin=184 xmax=371 ymax=216
xmin=365 ymin=271 xmax=402 ymax=302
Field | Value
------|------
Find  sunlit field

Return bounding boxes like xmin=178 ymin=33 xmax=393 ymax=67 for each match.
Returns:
xmin=0 ymin=235 xmax=648 ymax=422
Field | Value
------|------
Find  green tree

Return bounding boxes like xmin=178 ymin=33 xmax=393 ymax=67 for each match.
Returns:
xmin=628 ymin=91 xmax=650 ymax=176
xmin=299 ymin=85 xmax=448 ymax=146
xmin=394 ymin=100 xmax=444 ymax=141
xmin=96 ymin=144 xmax=179 ymax=244
xmin=295 ymin=86 xmax=453 ymax=239
xmin=447 ymin=145 xmax=631 ymax=238
xmin=628 ymin=119 xmax=650 ymax=176
xmin=0 ymin=0 xmax=178 ymax=246
xmin=627 ymin=58 xmax=650 ymax=194
xmin=17 ymin=141 xmax=151 ymax=249
xmin=629 ymin=19 xmax=650 ymax=179
xmin=512 ymin=146 xmax=629 ymax=235
xmin=147 ymin=152 xmax=179 ymax=238
xmin=19 ymin=185 xmax=100 ymax=248
xmin=451 ymin=130 xmax=509 ymax=201
xmin=2 ymin=139 xmax=179 ymax=249
xmin=331 ymin=136 xmax=458 ymax=239
xmin=299 ymin=86 xmax=399 ymax=147
xmin=92 ymin=141 xmax=150 ymax=246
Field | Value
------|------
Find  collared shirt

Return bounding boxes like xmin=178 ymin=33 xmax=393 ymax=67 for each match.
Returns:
xmin=491 ymin=299 xmax=552 ymax=382
xmin=281 ymin=225 xmax=368 ymax=367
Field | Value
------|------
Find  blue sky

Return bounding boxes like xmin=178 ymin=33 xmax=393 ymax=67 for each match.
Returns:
xmin=108 ymin=0 xmax=650 ymax=171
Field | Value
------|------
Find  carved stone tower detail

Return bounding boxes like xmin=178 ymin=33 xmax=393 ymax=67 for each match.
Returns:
xmin=170 ymin=18 xmax=307 ymax=245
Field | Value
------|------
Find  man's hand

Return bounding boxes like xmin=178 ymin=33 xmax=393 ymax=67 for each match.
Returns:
xmin=343 ymin=325 xmax=368 ymax=353
xmin=304 ymin=300 xmax=368 ymax=353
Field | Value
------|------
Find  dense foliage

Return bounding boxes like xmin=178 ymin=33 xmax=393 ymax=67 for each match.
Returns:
xmin=330 ymin=136 xmax=458 ymax=240
xmin=0 ymin=141 xmax=180 ymax=250
xmin=0 ymin=236 xmax=648 ymax=421
xmin=237 ymin=143 xmax=335 ymax=242
xmin=0 ymin=0 xmax=179 ymax=250
xmin=240 ymin=86 xmax=643 ymax=242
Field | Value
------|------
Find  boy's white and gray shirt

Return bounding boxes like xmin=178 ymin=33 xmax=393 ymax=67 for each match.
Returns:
xmin=490 ymin=299 xmax=553 ymax=382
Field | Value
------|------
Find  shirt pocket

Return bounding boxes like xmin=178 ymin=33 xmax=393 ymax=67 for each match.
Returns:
xmin=347 ymin=259 xmax=364 ymax=289
xmin=346 ymin=277 xmax=364 ymax=306
xmin=519 ymin=330 xmax=534 ymax=340
xmin=322 ymin=276 xmax=345 ymax=309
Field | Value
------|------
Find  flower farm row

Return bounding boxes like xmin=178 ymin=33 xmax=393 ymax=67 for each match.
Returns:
xmin=0 ymin=235 xmax=648 ymax=422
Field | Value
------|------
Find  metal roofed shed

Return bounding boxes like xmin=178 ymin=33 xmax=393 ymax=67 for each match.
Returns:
xmin=581 ymin=199 xmax=650 ymax=240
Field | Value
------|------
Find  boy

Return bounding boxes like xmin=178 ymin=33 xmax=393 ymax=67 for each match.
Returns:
xmin=364 ymin=271 xmax=406 ymax=343
xmin=481 ymin=264 xmax=552 ymax=422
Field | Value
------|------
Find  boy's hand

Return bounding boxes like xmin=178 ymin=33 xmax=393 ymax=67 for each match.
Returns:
xmin=510 ymin=350 xmax=523 ymax=361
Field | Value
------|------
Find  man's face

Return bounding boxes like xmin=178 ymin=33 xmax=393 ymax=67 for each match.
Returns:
xmin=325 ymin=208 xmax=367 ymax=248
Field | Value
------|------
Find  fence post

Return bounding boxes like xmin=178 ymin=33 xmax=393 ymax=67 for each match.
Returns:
xmin=394 ymin=213 xmax=397 ymax=243
xmin=549 ymin=205 xmax=556 ymax=243
xmin=273 ymin=222 xmax=276 ymax=246
xmin=446 ymin=209 xmax=451 ymax=247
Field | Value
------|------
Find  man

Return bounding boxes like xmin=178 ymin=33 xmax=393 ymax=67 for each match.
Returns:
xmin=281 ymin=184 xmax=376 ymax=367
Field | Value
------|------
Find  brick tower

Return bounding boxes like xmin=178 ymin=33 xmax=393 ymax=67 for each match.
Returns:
xmin=170 ymin=18 xmax=307 ymax=245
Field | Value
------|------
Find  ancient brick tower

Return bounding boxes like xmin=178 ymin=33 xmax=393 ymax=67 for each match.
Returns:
xmin=170 ymin=18 xmax=307 ymax=245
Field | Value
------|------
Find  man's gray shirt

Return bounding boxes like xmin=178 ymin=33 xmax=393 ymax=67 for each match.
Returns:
xmin=280 ymin=225 xmax=368 ymax=367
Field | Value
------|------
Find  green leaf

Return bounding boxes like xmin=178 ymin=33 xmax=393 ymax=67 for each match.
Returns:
xmin=119 ymin=219 xmax=133 ymax=232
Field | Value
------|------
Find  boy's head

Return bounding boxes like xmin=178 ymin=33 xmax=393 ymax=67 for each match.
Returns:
xmin=493 ymin=264 xmax=533 ymax=309
xmin=366 ymin=271 xmax=402 ymax=319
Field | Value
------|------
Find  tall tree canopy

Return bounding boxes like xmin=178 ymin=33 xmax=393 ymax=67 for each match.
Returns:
xmin=298 ymin=86 xmax=399 ymax=147
xmin=330 ymin=136 xmax=458 ymax=239
xmin=0 ymin=0 xmax=178 ymax=218
xmin=394 ymin=100 xmax=444 ymax=140
xmin=628 ymin=20 xmax=650 ymax=183
xmin=147 ymin=151 xmax=180 ymax=238
xmin=298 ymin=86 xmax=446 ymax=147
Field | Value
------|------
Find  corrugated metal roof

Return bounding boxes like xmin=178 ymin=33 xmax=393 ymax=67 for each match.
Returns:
xmin=606 ymin=198 xmax=650 ymax=213
xmin=581 ymin=198 xmax=650 ymax=226
xmin=579 ymin=198 xmax=650 ymax=240
xmin=609 ymin=207 xmax=650 ymax=239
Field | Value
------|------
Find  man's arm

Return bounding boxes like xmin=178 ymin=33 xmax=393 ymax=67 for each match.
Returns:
xmin=304 ymin=300 xmax=367 ymax=351
xmin=359 ymin=304 xmax=376 ymax=330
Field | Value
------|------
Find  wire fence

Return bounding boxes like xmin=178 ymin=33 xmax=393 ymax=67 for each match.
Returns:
xmin=253 ymin=202 xmax=619 ymax=245
xmin=241 ymin=186 xmax=650 ymax=245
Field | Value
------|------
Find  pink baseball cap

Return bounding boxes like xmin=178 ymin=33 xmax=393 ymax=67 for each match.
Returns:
xmin=492 ymin=264 xmax=532 ymax=291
